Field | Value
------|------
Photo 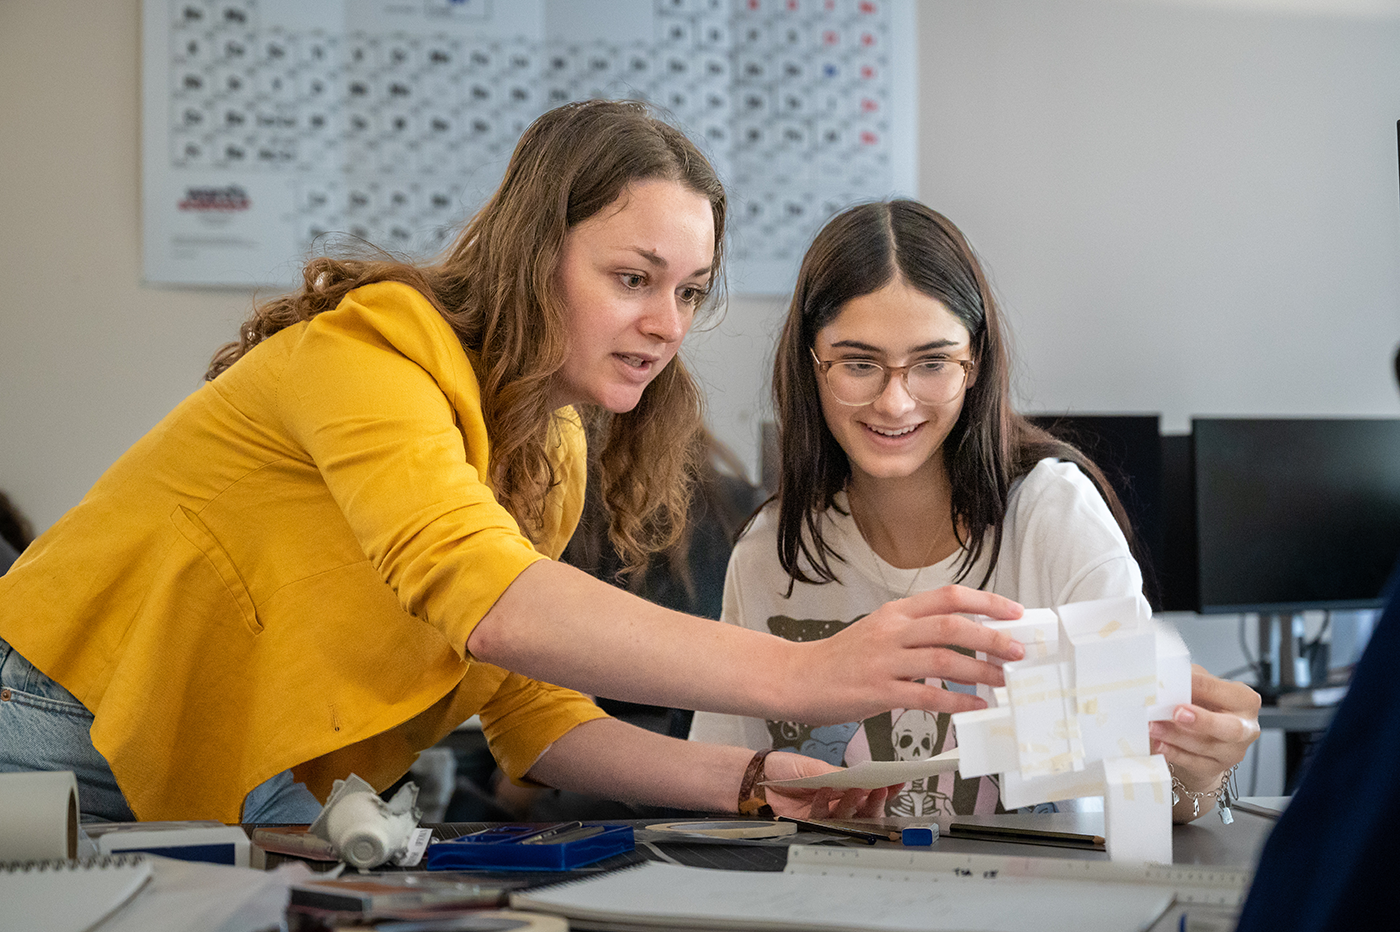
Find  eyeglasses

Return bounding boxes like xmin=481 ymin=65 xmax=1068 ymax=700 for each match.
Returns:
xmin=810 ymin=347 xmax=975 ymax=406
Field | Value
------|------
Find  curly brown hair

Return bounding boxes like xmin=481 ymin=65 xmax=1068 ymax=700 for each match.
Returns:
xmin=207 ymin=100 xmax=726 ymax=567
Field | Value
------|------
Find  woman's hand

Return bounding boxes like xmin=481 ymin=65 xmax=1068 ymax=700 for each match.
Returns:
xmin=790 ymin=585 xmax=1026 ymax=724
xmin=760 ymin=751 xmax=902 ymax=820
xmin=1149 ymin=665 xmax=1261 ymax=822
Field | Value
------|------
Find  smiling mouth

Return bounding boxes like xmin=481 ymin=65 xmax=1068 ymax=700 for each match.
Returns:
xmin=865 ymin=423 xmax=920 ymax=438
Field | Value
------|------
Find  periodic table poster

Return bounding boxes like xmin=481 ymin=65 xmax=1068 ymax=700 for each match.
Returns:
xmin=141 ymin=0 xmax=916 ymax=293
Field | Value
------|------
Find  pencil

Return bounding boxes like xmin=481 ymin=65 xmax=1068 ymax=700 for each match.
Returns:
xmin=775 ymin=816 xmax=902 ymax=844
xmin=947 ymin=822 xmax=1105 ymax=849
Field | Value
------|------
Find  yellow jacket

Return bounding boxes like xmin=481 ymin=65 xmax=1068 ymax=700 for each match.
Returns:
xmin=0 ymin=281 xmax=607 ymax=821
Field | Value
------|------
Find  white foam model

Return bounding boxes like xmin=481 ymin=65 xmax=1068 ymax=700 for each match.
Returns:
xmin=952 ymin=596 xmax=1191 ymax=864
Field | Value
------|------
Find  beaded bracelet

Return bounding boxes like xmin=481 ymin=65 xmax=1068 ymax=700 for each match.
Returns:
xmin=738 ymin=749 xmax=774 ymax=817
xmin=1169 ymin=763 xmax=1238 ymax=824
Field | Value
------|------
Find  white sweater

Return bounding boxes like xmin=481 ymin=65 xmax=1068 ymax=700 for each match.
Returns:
xmin=689 ymin=459 xmax=1147 ymax=816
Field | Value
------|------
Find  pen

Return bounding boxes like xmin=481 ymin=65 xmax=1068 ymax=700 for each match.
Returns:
xmin=521 ymin=825 xmax=604 ymax=846
xmin=775 ymin=816 xmax=901 ymax=844
xmin=947 ymin=822 xmax=1105 ymax=849
xmin=517 ymin=821 xmax=587 ymax=845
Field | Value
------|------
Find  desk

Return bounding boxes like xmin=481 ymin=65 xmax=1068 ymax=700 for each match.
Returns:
xmin=269 ymin=809 xmax=1277 ymax=931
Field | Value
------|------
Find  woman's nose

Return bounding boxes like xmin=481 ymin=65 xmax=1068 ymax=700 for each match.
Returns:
xmin=641 ymin=294 xmax=689 ymax=344
xmin=870 ymin=369 xmax=917 ymax=416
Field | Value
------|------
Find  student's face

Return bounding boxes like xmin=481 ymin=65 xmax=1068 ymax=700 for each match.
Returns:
xmin=813 ymin=279 xmax=974 ymax=486
xmin=550 ymin=179 xmax=715 ymax=413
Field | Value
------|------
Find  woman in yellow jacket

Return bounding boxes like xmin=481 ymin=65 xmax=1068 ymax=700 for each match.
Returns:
xmin=0 ymin=100 xmax=1025 ymax=823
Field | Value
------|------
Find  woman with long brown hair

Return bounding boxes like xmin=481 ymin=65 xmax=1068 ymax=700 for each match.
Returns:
xmin=0 ymin=104 xmax=1025 ymax=823
xmin=691 ymin=200 xmax=1260 ymax=821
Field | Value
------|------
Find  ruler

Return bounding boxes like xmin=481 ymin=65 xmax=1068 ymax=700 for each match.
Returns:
xmin=785 ymin=845 xmax=1251 ymax=906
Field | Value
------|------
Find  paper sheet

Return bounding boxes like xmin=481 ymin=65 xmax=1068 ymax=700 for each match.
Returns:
xmin=512 ymin=860 xmax=1175 ymax=932
xmin=97 ymin=857 xmax=319 ymax=932
xmin=761 ymin=749 xmax=960 ymax=790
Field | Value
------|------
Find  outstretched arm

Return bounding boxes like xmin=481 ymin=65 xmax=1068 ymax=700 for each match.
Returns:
xmin=526 ymin=717 xmax=894 ymax=819
xmin=468 ymin=560 xmax=1025 ymax=726
xmin=1149 ymin=665 xmax=1262 ymax=823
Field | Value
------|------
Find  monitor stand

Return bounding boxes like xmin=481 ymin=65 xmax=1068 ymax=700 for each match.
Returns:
xmin=1257 ymin=612 xmax=1312 ymax=700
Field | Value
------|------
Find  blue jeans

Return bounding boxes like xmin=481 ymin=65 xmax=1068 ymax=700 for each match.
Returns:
xmin=0 ymin=636 xmax=323 ymax=823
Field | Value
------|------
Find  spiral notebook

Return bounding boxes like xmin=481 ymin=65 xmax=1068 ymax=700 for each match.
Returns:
xmin=0 ymin=855 xmax=153 ymax=932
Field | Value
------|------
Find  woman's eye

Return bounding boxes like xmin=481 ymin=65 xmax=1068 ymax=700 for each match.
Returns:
xmin=620 ymin=273 xmax=645 ymax=289
xmin=915 ymin=360 xmax=949 ymax=374
xmin=679 ymin=285 xmax=708 ymax=305
xmin=842 ymin=361 xmax=881 ymax=376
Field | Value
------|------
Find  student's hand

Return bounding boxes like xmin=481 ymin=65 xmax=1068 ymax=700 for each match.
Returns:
xmin=1149 ymin=665 xmax=1261 ymax=822
xmin=760 ymin=751 xmax=902 ymax=820
xmin=791 ymin=585 xmax=1025 ymax=723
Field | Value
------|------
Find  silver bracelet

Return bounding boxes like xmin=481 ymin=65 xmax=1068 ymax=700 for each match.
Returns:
xmin=1169 ymin=764 xmax=1238 ymax=824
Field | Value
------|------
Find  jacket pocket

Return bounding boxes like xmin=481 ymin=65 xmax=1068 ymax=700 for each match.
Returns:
xmin=171 ymin=505 xmax=262 ymax=634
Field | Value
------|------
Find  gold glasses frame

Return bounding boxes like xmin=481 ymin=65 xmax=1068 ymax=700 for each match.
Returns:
xmin=809 ymin=347 xmax=976 ymax=406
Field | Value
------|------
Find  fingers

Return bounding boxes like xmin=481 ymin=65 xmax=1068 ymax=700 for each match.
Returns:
xmin=767 ymin=782 xmax=897 ymax=821
xmin=899 ymin=648 xmax=1008 ymax=690
xmin=811 ymin=786 xmax=891 ymax=820
xmin=1189 ymin=665 xmax=1262 ymax=716
xmin=1154 ymin=669 xmax=1261 ymax=776
xmin=805 ymin=787 xmax=838 ymax=819
xmin=855 ymin=786 xmax=892 ymax=819
xmin=798 ymin=585 xmax=1025 ymax=725
xmin=828 ymin=788 xmax=861 ymax=821
xmin=1150 ymin=704 xmax=1260 ymax=799
xmin=905 ymin=585 xmax=1024 ymax=622
xmin=893 ymin=678 xmax=992 ymax=715
xmin=1153 ymin=736 xmax=1225 ymax=789
xmin=886 ymin=608 xmax=1026 ymax=665
xmin=1152 ymin=705 xmax=1260 ymax=758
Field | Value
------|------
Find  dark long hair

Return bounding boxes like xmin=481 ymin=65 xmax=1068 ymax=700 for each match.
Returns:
xmin=772 ymin=200 xmax=1133 ymax=589
xmin=207 ymin=100 xmax=726 ymax=565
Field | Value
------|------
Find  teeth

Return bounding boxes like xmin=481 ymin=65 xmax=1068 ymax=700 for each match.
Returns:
xmin=619 ymin=355 xmax=646 ymax=368
xmin=869 ymin=424 xmax=917 ymax=438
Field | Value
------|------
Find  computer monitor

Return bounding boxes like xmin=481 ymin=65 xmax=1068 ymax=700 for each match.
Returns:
xmin=1027 ymin=413 xmax=1179 ymax=610
xmin=1192 ymin=417 xmax=1400 ymax=615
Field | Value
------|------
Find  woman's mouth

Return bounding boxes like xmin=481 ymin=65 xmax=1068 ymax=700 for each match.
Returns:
xmin=864 ymin=422 xmax=922 ymax=439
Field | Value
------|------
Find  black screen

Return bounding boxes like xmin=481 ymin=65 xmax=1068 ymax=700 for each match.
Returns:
xmin=1193 ymin=418 xmax=1400 ymax=613
xmin=1028 ymin=414 xmax=1174 ymax=609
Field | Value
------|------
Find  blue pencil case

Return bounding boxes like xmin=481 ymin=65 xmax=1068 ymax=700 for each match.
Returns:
xmin=425 ymin=824 xmax=634 ymax=871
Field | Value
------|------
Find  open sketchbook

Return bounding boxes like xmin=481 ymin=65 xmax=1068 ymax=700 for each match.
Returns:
xmin=510 ymin=855 xmax=1179 ymax=932
xmin=0 ymin=856 xmax=153 ymax=932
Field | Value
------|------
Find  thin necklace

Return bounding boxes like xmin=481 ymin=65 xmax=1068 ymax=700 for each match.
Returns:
xmin=847 ymin=489 xmax=943 ymax=599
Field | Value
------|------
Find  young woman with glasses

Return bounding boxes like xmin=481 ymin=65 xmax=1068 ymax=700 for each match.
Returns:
xmin=690 ymin=200 xmax=1260 ymax=821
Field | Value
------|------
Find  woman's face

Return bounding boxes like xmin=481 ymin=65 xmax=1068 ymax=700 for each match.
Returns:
xmin=550 ymin=179 xmax=715 ymax=413
xmin=813 ymin=278 xmax=974 ymax=486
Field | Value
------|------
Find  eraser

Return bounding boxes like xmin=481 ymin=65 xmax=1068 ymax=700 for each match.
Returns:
xmin=901 ymin=825 xmax=938 ymax=846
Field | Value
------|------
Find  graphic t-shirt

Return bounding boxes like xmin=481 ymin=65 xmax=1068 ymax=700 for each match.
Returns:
xmin=689 ymin=459 xmax=1148 ymax=817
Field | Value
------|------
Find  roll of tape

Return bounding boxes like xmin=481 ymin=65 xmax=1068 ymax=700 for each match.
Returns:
xmin=0 ymin=770 xmax=79 ymax=861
